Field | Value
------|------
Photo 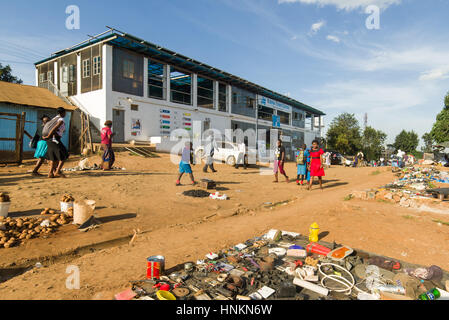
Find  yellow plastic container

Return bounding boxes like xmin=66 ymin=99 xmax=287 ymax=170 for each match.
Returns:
xmin=309 ymin=222 xmax=319 ymax=242
xmin=156 ymin=290 xmax=176 ymax=300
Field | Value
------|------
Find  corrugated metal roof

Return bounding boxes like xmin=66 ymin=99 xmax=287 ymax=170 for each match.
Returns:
xmin=0 ymin=81 xmax=75 ymax=111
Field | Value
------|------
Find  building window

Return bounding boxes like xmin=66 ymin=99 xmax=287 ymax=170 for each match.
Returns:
xmin=130 ymin=104 xmax=139 ymax=111
xmin=305 ymin=113 xmax=312 ymax=129
xmin=258 ymin=105 xmax=274 ymax=122
xmin=62 ymin=66 xmax=68 ymax=83
xmin=82 ymin=59 xmax=91 ymax=78
xmin=148 ymin=59 xmax=164 ymax=99
xmin=232 ymin=92 xmax=238 ymax=104
xmin=170 ymin=66 xmax=191 ymax=105
xmin=93 ymin=56 xmax=101 ymax=75
xmin=47 ymin=71 xmax=53 ymax=83
xmin=69 ymin=65 xmax=75 ymax=82
xmin=293 ymin=111 xmax=303 ymax=121
xmin=218 ymin=83 xmax=227 ymax=112
xmin=246 ymin=96 xmax=255 ymax=109
xmin=123 ymin=59 xmax=135 ymax=79
xmin=197 ymin=76 xmax=214 ymax=109
xmin=278 ymin=110 xmax=290 ymax=125
xmin=39 ymin=73 xmax=46 ymax=83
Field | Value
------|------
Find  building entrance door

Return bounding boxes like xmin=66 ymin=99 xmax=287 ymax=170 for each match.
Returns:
xmin=112 ymin=109 xmax=125 ymax=143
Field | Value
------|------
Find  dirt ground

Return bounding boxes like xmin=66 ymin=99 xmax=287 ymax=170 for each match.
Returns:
xmin=0 ymin=152 xmax=448 ymax=300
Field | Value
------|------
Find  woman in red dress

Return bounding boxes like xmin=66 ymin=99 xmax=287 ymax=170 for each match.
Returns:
xmin=308 ymin=140 xmax=325 ymax=190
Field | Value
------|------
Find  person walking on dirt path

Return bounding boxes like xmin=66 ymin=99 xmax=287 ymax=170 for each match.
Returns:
xmin=176 ymin=141 xmax=197 ymax=186
xmin=295 ymin=144 xmax=308 ymax=185
xmin=101 ymin=120 xmax=115 ymax=170
xmin=203 ymin=134 xmax=217 ymax=173
xmin=308 ymin=140 xmax=325 ymax=190
xmin=235 ymin=141 xmax=247 ymax=170
xmin=24 ymin=115 xmax=50 ymax=176
xmin=273 ymin=139 xmax=289 ymax=183
xmin=42 ymin=107 xmax=69 ymax=179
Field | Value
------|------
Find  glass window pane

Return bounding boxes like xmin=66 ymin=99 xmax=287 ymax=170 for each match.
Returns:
xmin=148 ymin=59 xmax=164 ymax=99
xmin=170 ymin=66 xmax=191 ymax=105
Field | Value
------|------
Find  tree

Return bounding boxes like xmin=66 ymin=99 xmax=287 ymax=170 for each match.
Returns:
xmin=361 ymin=126 xmax=387 ymax=161
xmin=326 ymin=113 xmax=362 ymax=155
xmin=421 ymin=132 xmax=434 ymax=153
xmin=430 ymin=91 xmax=449 ymax=144
xmin=0 ymin=63 xmax=23 ymax=84
xmin=393 ymin=130 xmax=419 ymax=153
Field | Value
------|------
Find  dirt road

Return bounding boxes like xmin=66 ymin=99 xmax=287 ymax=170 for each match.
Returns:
xmin=0 ymin=153 xmax=448 ymax=299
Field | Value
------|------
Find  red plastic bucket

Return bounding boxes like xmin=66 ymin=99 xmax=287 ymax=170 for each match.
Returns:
xmin=146 ymin=255 xmax=165 ymax=279
xmin=306 ymin=243 xmax=331 ymax=256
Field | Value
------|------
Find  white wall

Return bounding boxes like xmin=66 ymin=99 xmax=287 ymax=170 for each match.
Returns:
xmin=70 ymin=43 xmax=322 ymax=151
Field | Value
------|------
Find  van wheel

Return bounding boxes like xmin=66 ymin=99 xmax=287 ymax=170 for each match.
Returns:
xmin=226 ymin=156 xmax=236 ymax=166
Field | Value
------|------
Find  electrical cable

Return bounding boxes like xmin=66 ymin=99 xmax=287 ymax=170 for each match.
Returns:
xmin=317 ymin=262 xmax=372 ymax=296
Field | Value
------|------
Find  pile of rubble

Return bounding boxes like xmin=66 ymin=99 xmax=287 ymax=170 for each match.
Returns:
xmin=117 ymin=230 xmax=449 ymax=301
xmin=350 ymin=167 xmax=449 ymax=208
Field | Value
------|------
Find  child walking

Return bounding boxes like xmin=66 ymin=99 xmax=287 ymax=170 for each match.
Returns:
xmin=176 ymin=141 xmax=197 ymax=186
xmin=308 ymin=140 xmax=325 ymax=190
xmin=295 ymin=144 xmax=308 ymax=185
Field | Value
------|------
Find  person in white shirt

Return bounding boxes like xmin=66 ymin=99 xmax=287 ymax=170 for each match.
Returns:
xmin=176 ymin=141 xmax=196 ymax=186
xmin=203 ymin=134 xmax=217 ymax=173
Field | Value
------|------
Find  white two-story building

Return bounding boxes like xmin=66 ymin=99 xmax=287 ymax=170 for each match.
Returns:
xmin=35 ymin=28 xmax=325 ymax=159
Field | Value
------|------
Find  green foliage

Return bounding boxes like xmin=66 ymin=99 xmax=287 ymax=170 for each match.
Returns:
xmin=430 ymin=93 xmax=449 ymax=143
xmin=393 ymin=130 xmax=419 ymax=153
xmin=326 ymin=113 xmax=362 ymax=155
xmin=361 ymin=126 xmax=387 ymax=161
xmin=421 ymin=132 xmax=434 ymax=153
xmin=0 ymin=63 xmax=23 ymax=84
xmin=411 ymin=150 xmax=424 ymax=160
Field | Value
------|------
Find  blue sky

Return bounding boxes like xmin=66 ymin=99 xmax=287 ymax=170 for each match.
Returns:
xmin=1 ymin=0 xmax=448 ymax=145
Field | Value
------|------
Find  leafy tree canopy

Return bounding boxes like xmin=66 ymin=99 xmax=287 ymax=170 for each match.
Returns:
xmin=361 ymin=126 xmax=387 ymax=161
xmin=326 ymin=113 xmax=362 ymax=155
xmin=393 ymin=130 xmax=419 ymax=153
xmin=0 ymin=63 xmax=23 ymax=84
xmin=421 ymin=132 xmax=434 ymax=153
xmin=430 ymin=91 xmax=449 ymax=144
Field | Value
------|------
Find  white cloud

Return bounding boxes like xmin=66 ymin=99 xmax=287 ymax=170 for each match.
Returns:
xmin=310 ymin=20 xmax=326 ymax=35
xmin=302 ymin=79 xmax=444 ymax=144
xmin=326 ymin=35 xmax=340 ymax=43
xmin=278 ymin=0 xmax=401 ymax=11
xmin=420 ymin=66 xmax=449 ymax=81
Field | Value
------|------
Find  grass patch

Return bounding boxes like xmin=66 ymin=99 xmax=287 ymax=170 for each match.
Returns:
xmin=402 ymin=215 xmax=414 ymax=220
xmin=343 ymin=194 xmax=353 ymax=201
xmin=370 ymin=170 xmax=381 ymax=176
xmin=433 ymin=219 xmax=449 ymax=226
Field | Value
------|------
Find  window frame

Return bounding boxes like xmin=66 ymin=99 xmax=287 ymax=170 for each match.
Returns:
xmin=47 ymin=71 xmax=53 ymax=83
xmin=147 ymin=58 xmax=165 ymax=100
xmin=197 ymin=76 xmax=214 ymax=109
xmin=92 ymin=56 xmax=101 ymax=76
xmin=218 ymin=82 xmax=227 ymax=112
xmin=82 ymin=58 xmax=91 ymax=78
xmin=169 ymin=65 xmax=192 ymax=105
xmin=123 ymin=59 xmax=135 ymax=80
